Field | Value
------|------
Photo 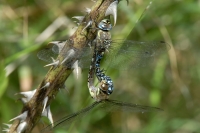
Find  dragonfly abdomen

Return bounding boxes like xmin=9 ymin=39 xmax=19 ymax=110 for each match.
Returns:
xmin=95 ymin=48 xmax=114 ymax=95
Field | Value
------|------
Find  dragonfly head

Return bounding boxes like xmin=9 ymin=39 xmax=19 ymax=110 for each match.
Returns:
xmin=98 ymin=19 xmax=112 ymax=31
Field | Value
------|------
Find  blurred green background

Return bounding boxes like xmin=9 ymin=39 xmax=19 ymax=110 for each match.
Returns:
xmin=0 ymin=0 xmax=200 ymax=133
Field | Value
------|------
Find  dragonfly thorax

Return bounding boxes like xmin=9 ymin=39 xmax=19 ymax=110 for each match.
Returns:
xmin=96 ymin=29 xmax=112 ymax=52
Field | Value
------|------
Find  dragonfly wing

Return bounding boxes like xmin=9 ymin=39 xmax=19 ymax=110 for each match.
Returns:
xmin=51 ymin=41 xmax=66 ymax=54
xmin=37 ymin=41 xmax=64 ymax=63
xmin=41 ymin=99 xmax=162 ymax=132
xmin=104 ymin=40 xmax=170 ymax=70
xmin=101 ymin=99 xmax=163 ymax=112
xmin=37 ymin=48 xmax=58 ymax=63
xmin=51 ymin=41 xmax=95 ymax=68
xmin=77 ymin=46 xmax=94 ymax=68
xmin=37 ymin=41 xmax=94 ymax=68
xmin=41 ymin=101 xmax=101 ymax=132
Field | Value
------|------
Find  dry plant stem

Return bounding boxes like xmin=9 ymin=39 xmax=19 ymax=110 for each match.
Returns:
xmin=8 ymin=0 xmax=116 ymax=132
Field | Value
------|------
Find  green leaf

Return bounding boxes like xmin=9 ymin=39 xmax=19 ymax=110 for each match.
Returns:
xmin=0 ymin=62 xmax=8 ymax=99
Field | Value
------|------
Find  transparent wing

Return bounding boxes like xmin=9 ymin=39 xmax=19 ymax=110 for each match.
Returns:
xmin=77 ymin=46 xmax=94 ymax=68
xmin=37 ymin=40 xmax=170 ymax=69
xmin=37 ymin=41 xmax=65 ymax=63
xmin=41 ymin=101 xmax=100 ymax=132
xmin=102 ymin=99 xmax=163 ymax=112
xmin=37 ymin=41 xmax=93 ymax=68
xmin=103 ymin=40 xmax=170 ymax=70
xmin=41 ymin=99 xmax=162 ymax=132
xmin=52 ymin=41 xmax=65 ymax=54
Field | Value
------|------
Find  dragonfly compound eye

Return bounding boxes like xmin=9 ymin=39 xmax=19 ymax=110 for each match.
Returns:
xmin=98 ymin=19 xmax=112 ymax=31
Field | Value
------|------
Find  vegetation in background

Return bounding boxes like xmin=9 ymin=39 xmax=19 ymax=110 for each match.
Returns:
xmin=0 ymin=0 xmax=199 ymax=132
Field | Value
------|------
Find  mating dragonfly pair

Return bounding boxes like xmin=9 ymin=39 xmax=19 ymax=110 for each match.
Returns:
xmin=38 ymin=19 xmax=169 ymax=131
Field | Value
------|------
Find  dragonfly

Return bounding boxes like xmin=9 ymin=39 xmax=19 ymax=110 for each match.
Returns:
xmin=41 ymin=99 xmax=163 ymax=132
xmin=39 ymin=19 xmax=167 ymax=132
xmin=87 ymin=19 xmax=114 ymax=101
xmin=41 ymin=18 xmax=165 ymax=127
